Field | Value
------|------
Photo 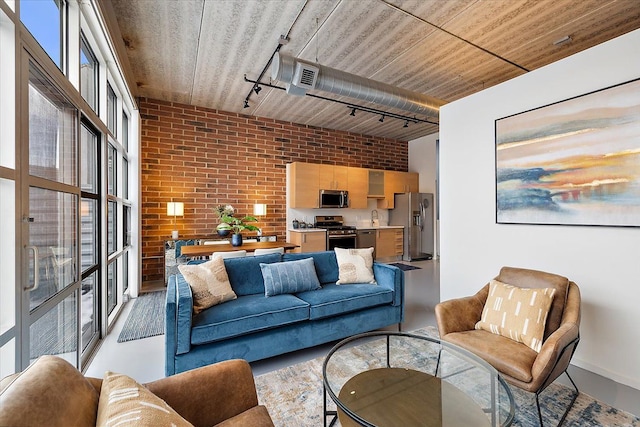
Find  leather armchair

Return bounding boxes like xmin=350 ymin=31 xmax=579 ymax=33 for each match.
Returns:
xmin=0 ymin=355 xmax=274 ymax=427
xmin=435 ymin=266 xmax=581 ymax=427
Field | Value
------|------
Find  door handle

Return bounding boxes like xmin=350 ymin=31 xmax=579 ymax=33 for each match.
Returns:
xmin=24 ymin=246 xmax=40 ymax=291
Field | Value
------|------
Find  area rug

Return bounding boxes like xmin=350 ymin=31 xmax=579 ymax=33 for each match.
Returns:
xmin=255 ymin=326 xmax=640 ymax=427
xmin=388 ymin=262 xmax=422 ymax=271
xmin=117 ymin=290 xmax=166 ymax=343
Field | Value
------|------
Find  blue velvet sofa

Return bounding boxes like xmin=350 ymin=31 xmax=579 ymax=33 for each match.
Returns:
xmin=165 ymin=251 xmax=404 ymax=375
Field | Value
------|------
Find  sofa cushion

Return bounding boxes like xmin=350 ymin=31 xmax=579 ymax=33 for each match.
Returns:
xmin=97 ymin=371 xmax=193 ymax=426
xmin=191 ymin=294 xmax=309 ymax=345
xmin=334 ymin=247 xmax=376 ymax=285
xmin=283 ymin=251 xmax=339 ymax=285
xmin=224 ymin=253 xmax=282 ymax=296
xmin=0 ymin=355 xmax=99 ymax=427
xmin=476 ymin=279 xmax=555 ymax=352
xmin=178 ymin=257 xmax=237 ymax=314
xmin=295 ymin=283 xmax=393 ymax=320
xmin=261 ymin=257 xmax=321 ymax=297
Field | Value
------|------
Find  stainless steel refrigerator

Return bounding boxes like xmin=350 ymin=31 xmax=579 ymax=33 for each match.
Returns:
xmin=389 ymin=193 xmax=434 ymax=261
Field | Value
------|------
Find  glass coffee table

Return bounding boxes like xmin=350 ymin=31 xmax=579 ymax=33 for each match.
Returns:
xmin=323 ymin=331 xmax=514 ymax=427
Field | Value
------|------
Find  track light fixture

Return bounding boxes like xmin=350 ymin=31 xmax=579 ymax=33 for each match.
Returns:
xmin=254 ymin=85 xmax=262 ymax=95
xmin=350 ymin=108 xmax=356 ymax=116
xmin=379 ymin=115 xmax=385 ymax=123
xmin=403 ymin=120 xmax=409 ymax=128
xmin=243 ymin=100 xmax=250 ymax=108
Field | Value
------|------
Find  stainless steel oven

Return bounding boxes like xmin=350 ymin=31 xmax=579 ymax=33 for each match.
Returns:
xmin=315 ymin=215 xmax=356 ymax=250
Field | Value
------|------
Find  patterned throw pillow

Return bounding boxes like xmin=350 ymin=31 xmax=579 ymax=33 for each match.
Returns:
xmin=260 ymin=257 xmax=322 ymax=297
xmin=178 ymin=257 xmax=237 ymax=314
xmin=96 ymin=371 xmax=193 ymax=426
xmin=334 ymin=247 xmax=376 ymax=285
xmin=475 ymin=279 xmax=556 ymax=352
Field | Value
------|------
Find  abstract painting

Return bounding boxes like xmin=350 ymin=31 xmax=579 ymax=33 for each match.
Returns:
xmin=495 ymin=78 xmax=640 ymax=227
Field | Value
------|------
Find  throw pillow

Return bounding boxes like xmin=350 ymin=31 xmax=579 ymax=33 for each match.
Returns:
xmin=178 ymin=257 xmax=237 ymax=314
xmin=475 ymin=279 xmax=556 ymax=352
xmin=261 ymin=257 xmax=322 ymax=297
xmin=96 ymin=371 xmax=193 ymax=427
xmin=334 ymin=247 xmax=376 ymax=285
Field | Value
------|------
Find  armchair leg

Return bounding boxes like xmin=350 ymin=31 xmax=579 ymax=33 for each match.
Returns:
xmin=535 ymin=370 xmax=579 ymax=427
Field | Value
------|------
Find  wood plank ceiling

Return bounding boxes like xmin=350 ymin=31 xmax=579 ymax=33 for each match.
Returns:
xmin=109 ymin=0 xmax=640 ymax=141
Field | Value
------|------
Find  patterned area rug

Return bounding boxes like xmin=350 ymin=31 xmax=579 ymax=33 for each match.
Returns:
xmin=117 ymin=290 xmax=166 ymax=343
xmin=255 ymin=326 xmax=640 ymax=427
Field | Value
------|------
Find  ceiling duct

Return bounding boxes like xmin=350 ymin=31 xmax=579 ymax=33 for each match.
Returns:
xmin=272 ymin=53 xmax=444 ymax=118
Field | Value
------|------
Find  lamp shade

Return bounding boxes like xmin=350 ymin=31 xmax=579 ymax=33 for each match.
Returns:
xmin=167 ymin=202 xmax=184 ymax=217
xmin=253 ymin=203 xmax=267 ymax=216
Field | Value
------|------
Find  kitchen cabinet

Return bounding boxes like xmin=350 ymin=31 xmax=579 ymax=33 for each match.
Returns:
xmin=319 ymin=164 xmax=348 ymax=190
xmin=347 ymin=167 xmax=368 ymax=209
xmin=377 ymin=171 xmax=419 ymax=209
xmin=289 ymin=230 xmax=327 ymax=253
xmin=375 ymin=228 xmax=403 ymax=260
xmin=288 ymin=162 xmax=320 ymax=208
xmin=368 ymin=170 xmax=385 ymax=198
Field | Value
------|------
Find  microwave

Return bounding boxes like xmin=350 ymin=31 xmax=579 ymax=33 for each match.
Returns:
xmin=319 ymin=189 xmax=349 ymax=208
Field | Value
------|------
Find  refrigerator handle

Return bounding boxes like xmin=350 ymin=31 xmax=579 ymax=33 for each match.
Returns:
xmin=419 ymin=202 xmax=425 ymax=231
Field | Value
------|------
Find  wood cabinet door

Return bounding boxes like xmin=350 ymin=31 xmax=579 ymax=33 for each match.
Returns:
xmin=291 ymin=231 xmax=327 ymax=253
xmin=347 ymin=167 xmax=368 ymax=209
xmin=289 ymin=162 xmax=319 ymax=208
xmin=375 ymin=229 xmax=397 ymax=258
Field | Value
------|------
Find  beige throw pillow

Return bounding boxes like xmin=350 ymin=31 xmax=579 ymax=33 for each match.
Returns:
xmin=476 ymin=279 xmax=556 ymax=352
xmin=334 ymin=247 xmax=376 ymax=285
xmin=96 ymin=371 xmax=193 ymax=427
xmin=178 ymin=257 xmax=237 ymax=314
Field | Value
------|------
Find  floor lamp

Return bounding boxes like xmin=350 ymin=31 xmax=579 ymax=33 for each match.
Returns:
xmin=167 ymin=202 xmax=184 ymax=239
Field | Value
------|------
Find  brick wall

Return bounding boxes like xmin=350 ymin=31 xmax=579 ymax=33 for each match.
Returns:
xmin=140 ymin=97 xmax=408 ymax=281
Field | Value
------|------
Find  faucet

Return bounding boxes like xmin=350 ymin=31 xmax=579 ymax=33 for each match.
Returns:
xmin=371 ymin=210 xmax=378 ymax=226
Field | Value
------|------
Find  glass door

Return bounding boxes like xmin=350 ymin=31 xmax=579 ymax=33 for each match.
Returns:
xmin=22 ymin=61 xmax=81 ymax=367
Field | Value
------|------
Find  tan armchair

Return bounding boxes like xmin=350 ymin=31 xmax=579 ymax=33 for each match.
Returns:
xmin=0 ymin=355 xmax=274 ymax=427
xmin=435 ymin=266 xmax=581 ymax=427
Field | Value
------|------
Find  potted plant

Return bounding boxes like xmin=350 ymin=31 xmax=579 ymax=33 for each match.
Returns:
xmin=214 ymin=205 xmax=235 ymax=236
xmin=216 ymin=214 xmax=259 ymax=246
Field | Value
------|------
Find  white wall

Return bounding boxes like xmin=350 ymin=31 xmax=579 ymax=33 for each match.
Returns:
xmin=409 ymin=134 xmax=439 ymax=256
xmin=439 ymin=29 xmax=640 ymax=390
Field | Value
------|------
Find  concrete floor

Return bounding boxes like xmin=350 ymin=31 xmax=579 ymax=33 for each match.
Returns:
xmin=85 ymin=259 xmax=640 ymax=417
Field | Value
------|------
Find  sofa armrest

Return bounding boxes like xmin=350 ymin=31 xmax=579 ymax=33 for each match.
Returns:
xmin=165 ymin=275 xmax=194 ymax=376
xmin=373 ymin=263 xmax=404 ymax=307
xmin=530 ymin=322 xmax=580 ymax=391
xmin=146 ymin=359 xmax=260 ymax=427
xmin=435 ymin=285 xmax=489 ymax=335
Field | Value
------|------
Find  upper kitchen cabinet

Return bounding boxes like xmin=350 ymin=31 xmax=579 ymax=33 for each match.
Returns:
xmin=368 ymin=170 xmax=385 ymax=198
xmin=288 ymin=162 xmax=320 ymax=208
xmin=347 ymin=167 xmax=368 ymax=209
xmin=377 ymin=171 xmax=419 ymax=209
xmin=319 ymin=164 xmax=349 ymax=190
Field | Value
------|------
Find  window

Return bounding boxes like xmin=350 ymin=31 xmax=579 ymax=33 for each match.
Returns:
xmin=28 ymin=65 xmax=77 ymax=185
xmin=107 ymin=260 xmax=116 ymax=315
xmin=122 ymin=112 xmax=129 ymax=150
xmin=107 ymin=200 xmax=116 ymax=255
xmin=80 ymin=33 xmax=98 ymax=112
xmin=107 ymin=143 xmax=116 ymax=195
xmin=20 ymin=0 xmax=63 ymax=70
xmin=106 ymin=82 xmax=117 ymax=135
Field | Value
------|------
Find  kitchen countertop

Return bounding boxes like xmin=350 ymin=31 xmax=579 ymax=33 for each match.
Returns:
xmin=355 ymin=225 xmax=404 ymax=230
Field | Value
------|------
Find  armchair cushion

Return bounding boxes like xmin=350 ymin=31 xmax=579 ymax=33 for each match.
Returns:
xmin=97 ymin=371 xmax=193 ymax=426
xmin=475 ymin=279 xmax=556 ymax=352
xmin=178 ymin=257 xmax=237 ymax=314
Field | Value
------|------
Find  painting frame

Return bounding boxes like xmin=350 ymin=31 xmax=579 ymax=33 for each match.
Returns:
xmin=495 ymin=78 xmax=640 ymax=227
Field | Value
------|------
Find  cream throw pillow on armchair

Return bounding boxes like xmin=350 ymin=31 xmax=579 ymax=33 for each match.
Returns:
xmin=475 ymin=279 xmax=556 ymax=352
